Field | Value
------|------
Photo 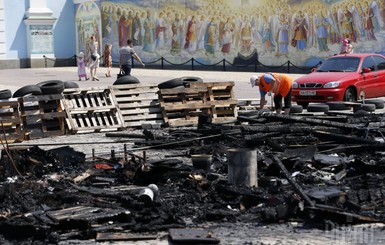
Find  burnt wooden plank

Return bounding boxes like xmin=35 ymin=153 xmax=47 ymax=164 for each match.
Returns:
xmin=46 ymin=206 xmax=129 ymax=223
xmin=96 ymin=232 xmax=157 ymax=242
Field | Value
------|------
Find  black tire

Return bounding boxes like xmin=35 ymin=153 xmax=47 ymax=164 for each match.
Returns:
xmin=158 ymin=78 xmax=183 ymax=89
xmin=113 ymin=75 xmax=140 ymax=85
xmin=306 ymin=103 xmax=329 ymax=113
xmin=326 ymin=101 xmax=351 ymax=111
xmin=354 ymin=109 xmax=370 ymax=117
xmin=344 ymin=88 xmax=356 ymax=102
xmin=37 ymin=80 xmax=65 ymax=94
xmin=0 ymin=89 xmax=12 ymax=100
xmin=289 ymin=104 xmax=303 ymax=114
xmin=64 ymin=81 xmax=79 ymax=89
xmin=13 ymin=85 xmax=42 ymax=98
xmin=297 ymin=102 xmax=309 ymax=109
xmin=361 ymin=99 xmax=384 ymax=109
xmin=180 ymin=76 xmax=203 ymax=87
xmin=353 ymin=103 xmax=376 ymax=113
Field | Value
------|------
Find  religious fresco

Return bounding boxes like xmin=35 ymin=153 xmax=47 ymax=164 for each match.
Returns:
xmin=75 ymin=2 xmax=102 ymax=58
xmin=75 ymin=0 xmax=385 ymax=67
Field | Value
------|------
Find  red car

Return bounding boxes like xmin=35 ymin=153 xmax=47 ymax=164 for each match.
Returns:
xmin=292 ymin=53 xmax=385 ymax=108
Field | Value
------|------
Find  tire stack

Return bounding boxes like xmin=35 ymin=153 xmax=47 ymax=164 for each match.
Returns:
xmin=15 ymin=80 xmax=67 ymax=140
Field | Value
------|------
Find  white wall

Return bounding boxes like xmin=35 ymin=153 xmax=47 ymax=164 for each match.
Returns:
xmin=0 ymin=0 xmax=6 ymax=59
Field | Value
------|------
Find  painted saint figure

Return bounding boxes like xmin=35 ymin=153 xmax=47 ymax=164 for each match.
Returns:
xmin=143 ymin=10 xmax=156 ymax=53
xmin=275 ymin=13 xmax=289 ymax=57
xmin=292 ymin=11 xmax=308 ymax=51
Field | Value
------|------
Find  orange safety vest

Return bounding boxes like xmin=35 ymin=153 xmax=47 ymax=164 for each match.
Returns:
xmin=259 ymin=73 xmax=293 ymax=97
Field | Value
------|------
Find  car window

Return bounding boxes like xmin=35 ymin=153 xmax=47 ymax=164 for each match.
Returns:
xmin=362 ymin=57 xmax=376 ymax=71
xmin=317 ymin=57 xmax=359 ymax=72
xmin=373 ymin=55 xmax=385 ymax=70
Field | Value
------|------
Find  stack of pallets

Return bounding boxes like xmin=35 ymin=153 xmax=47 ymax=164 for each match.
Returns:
xmin=0 ymin=99 xmax=24 ymax=143
xmin=62 ymin=87 xmax=125 ymax=134
xmin=158 ymin=82 xmax=238 ymax=127
xmin=110 ymin=84 xmax=164 ymax=128
xmin=19 ymin=94 xmax=66 ymax=140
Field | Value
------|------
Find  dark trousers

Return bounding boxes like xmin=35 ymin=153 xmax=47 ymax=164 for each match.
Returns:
xmin=274 ymin=88 xmax=292 ymax=110
xmin=121 ymin=64 xmax=132 ymax=76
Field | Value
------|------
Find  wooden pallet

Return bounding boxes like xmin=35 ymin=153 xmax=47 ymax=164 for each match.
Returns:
xmin=110 ymin=84 xmax=164 ymax=128
xmin=158 ymin=82 xmax=238 ymax=127
xmin=0 ymin=99 xmax=24 ymax=143
xmin=19 ymin=94 xmax=66 ymax=140
xmin=62 ymin=87 xmax=125 ymax=133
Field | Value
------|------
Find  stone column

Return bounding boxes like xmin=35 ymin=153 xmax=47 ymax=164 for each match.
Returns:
xmin=23 ymin=0 xmax=56 ymax=68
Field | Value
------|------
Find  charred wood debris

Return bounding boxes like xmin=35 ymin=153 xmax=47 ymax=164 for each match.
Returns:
xmin=1 ymin=110 xmax=385 ymax=243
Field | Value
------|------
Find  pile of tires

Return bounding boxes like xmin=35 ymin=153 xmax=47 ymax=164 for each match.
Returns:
xmin=11 ymin=80 xmax=81 ymax=98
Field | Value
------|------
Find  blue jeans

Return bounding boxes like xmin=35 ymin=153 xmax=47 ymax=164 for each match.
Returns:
xmin=121 ymin=64 xmax=132 ymax=76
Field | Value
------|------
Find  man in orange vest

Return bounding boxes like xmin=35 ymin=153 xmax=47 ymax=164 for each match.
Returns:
xmin=250 ymin=73 xmax=293 ymax=114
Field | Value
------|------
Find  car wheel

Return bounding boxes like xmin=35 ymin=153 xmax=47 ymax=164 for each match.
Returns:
xmin=64 ymin=81 xmax=80 ymax=89
xmin=0 ymin=89 xmax=12 ymax=100
xmin=13 ymin=85 xmax=42 ymax=98
xmin=113 ymin=75 xmax=140 ymax=85
xmin=158 ymin=78 xmax=183 ymax=89
xmin=297 ymin=102 xmax=309 ymax=109
xmin=326 ymin=102 xmax=351 ymax=111
xmin=361 ymin=99 xmax=384 ymax=109
xmin=37 ymin=80 xmax=65 ymax=94
xmin=289 ymin=104 xmax=303 ymax=114
xmin=344 ymin=88 xmax=356 ymax=102
xmin=306 ymin=103 xmax=329 ymax=113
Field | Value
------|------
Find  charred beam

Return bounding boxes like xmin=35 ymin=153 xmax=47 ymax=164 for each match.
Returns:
xmin=242 ymin=124 xmax=343 ymax=134
xmin=260 ymin=114 xmax=359 ymax=129
xmin=272 ymin=156 xmax=315 ymax=207
xmin=313 ymin=131 xmax=378 ymax=144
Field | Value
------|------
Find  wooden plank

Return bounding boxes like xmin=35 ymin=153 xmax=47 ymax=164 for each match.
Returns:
xmin=110 ymin=84 xmax=164 ymax=128
xmin=19 ymin=95 xmax=65 ymax=140
xmin=124 ymin=119 xmax=164 ymax=128
xmin=161 ymin=100 xmax=238 ymax=111
xmin=120 ymin=107 xmax=163 ymax=115
xmin=96 ymin=232 xmax=157 ymax=242
xmin=46 ymin=206 xmax=127 ymax=222
xmin=0 ymin=99 xmax=24 ymax=143
xmin=159 ymin=87 xmax=207 ymax=95
xmin=123 ymin=113 xmax=163 ymax=121
xmin=63 ymin=87 xmax=126 ymax=133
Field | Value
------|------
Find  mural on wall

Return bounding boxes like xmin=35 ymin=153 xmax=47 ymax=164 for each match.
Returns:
xmin=75 ymin=0 xmax=385 ymax=67
xmin=75 ymin=2 xmax=102 ymax=59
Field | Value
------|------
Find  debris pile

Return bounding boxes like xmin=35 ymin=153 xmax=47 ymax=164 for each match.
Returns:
xmin=0 ymin=111 xmax=385 ymax=243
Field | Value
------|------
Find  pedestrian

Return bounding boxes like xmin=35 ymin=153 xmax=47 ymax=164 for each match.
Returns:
xmin=88 ymin=34 xmax=100 ymax=81
xmin=340 ymin=38 xmax=353 ymax=54
xmin=119 ymin=39 xmax=145 ymax=76
xmin=250 ymin=73 xmax=293 ymax=114
xmin=76 ymin=52 xmax=89 ymax=81
xmin=104 ymin=43 xmax=112 ymax=77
